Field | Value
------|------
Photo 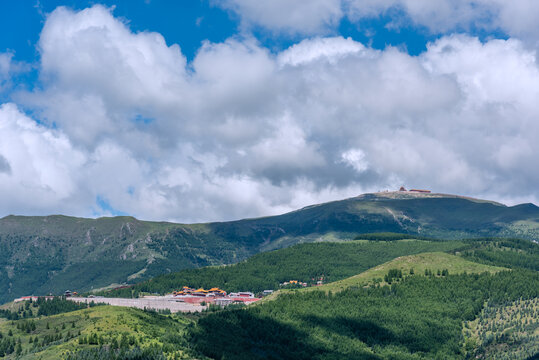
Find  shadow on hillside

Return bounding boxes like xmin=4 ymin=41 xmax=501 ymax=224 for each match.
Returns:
xmin=299 ymin=314 xmax=396 ymax=349
xmin=299 ymin=313 xmax=453 ymax=355
xmin=189 ymin=309 xmax=382 ymax=360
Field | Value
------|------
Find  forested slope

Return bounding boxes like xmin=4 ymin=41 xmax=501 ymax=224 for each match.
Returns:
xmin=189 ymin=270 xmax=539 ymax=359
xmin=0 ymin=303 xmax=199 ymax=359
xmin=103 ymin=240 xmax=465 ymax=297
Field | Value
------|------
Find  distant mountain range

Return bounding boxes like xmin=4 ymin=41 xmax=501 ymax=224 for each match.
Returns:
xmin=1 ymin=191 xmax=538 ymax=303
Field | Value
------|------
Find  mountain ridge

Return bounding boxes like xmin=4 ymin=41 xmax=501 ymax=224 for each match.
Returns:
xmin=2 ymin=190 xmax=527 ymax=223
xmin=1 ymin=191 xmax=538 ymax=303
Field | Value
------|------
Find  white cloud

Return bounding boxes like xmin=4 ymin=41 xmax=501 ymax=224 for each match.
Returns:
xmin=215 ymin=0 xmax=343 ymax=35
xmin=215 ymin=0 xmax=539 ymax=45
xmin=346 ymin=0 xmax=494 ymax=33
xmin=340 ymin=149 xmax=368 ymax=173
xmin=422 ymin=35 xmax=539 ymax=109
xmin=5 ymin=5 xmax=539 ymax=222
xmin=278 ymin=36 xmax=366 ymax=67
xmin=0 ymin=103 xmax=86 ymax=214
xmin=33 ymin=5 xmax=188 ymax=147
xmin=346 ymin=0 xmax=539 ymax=44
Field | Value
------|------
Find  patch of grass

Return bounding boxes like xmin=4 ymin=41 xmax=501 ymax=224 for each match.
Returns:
xmin=312 ymin=252 xmax=506 ymax=293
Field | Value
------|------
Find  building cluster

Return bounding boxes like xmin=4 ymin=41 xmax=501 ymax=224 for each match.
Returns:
xmin=280 ymin=276 xmax=325 ymax=287
xmin=172 ymin=286 xmax=260 ymax=305
xmin=173 ymin=286 xmax=226 ymax=297
xmin=280 ymin=280 xmax=308 ymax=287
xmin=399 ymin=187 xmax=431 ymax=193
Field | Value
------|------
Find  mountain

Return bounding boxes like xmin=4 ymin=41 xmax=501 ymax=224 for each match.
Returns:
xmin=1 ymin=191 xmax=538 ymax=303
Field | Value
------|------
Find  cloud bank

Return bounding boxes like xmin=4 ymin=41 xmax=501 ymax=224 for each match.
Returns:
xmin=1 ymin=4 xmax=539 ymax=222
xmin=219 ymin=0 xmax=539 ymax=43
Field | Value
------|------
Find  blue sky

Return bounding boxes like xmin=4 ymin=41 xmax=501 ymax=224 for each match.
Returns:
xmin=2 ymin=1 xmax=234 ymax=62
xmin=1 ymin=1 xmax=468 ymax=68
xmin=1 ymin=1 xmax=539 ymax=221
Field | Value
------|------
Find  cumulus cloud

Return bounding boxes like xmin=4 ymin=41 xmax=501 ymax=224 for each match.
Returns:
xmin=347 ymin=0 xmax=539 ymax=43
xmin=216 ymin=0 xmax=539 ymax=45
xmin=340 ymin=149 xmax=368 ymax=173
xmin=215 ymin=0 xmax=343 ymax=35
xmin=278 ymin=36 xmax=366 ymax=67
xmin=0 ymin=103 xmax=86 ymax=215
xmin=5 ymin=5 xmax=539 ymax=222
xmin=346 ymin=0 xmax=495 ymax=33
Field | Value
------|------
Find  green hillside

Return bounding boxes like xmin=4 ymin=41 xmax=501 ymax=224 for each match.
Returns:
xmin=189 ymin=266 xmax=538 ymax=359
xmin=457 ymin=237 xmax=539 ymax=271
xmin=1 ymin=240 xmax=537 ymax=359
xmin=1 ymin=191 xmax=538 ymax=303
xmin=0 ymin=216 xmax=250 ymax=303
xmin=107 ymin=236 xmax=539 ymax=300
xmin=104 ymin=240 xmax=466 ymax=297
xmin=316 ymin=252 xmax=505 ymax=292
xmin=0 ymin=304 xmax=200 ymax=359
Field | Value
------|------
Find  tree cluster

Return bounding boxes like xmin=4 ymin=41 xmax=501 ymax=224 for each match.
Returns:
xmin=189 ymin=270 xmax=539 ymax=360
